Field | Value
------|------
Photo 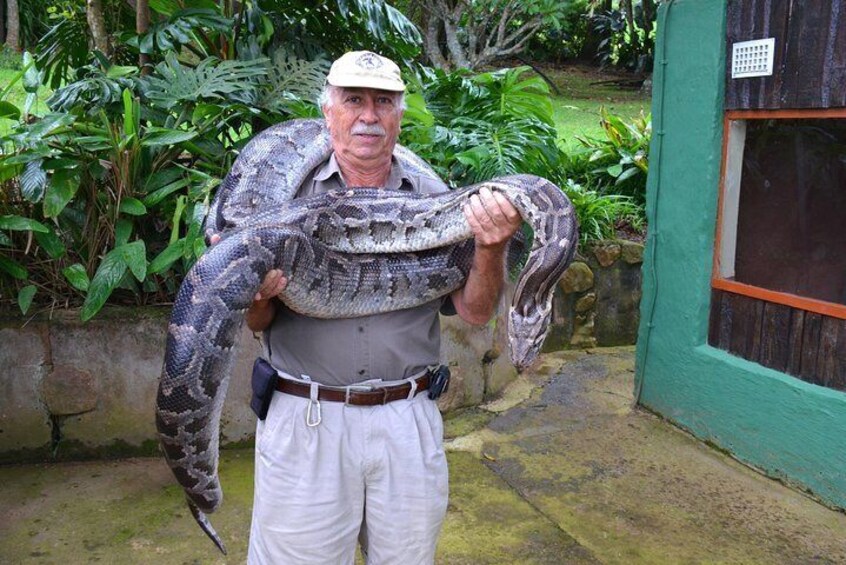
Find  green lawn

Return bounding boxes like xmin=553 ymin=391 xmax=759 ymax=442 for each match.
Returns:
xmin=544 ymin=64 xmax=651 ymax=149
xmin=552 ymin=97 xmax=649 ymax=148
xmin=0 ymin=67 xmax=51 ymax=137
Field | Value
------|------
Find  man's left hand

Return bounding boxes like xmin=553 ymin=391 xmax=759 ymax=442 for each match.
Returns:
xmin=463 ymin=187 xmax=522 ymax=249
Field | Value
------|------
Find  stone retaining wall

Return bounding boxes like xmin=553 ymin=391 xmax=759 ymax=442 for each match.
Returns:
xmin=545 ymin=240 xmax=644 ymax=350
xmin=0 ymin=240 xmax=643 ymax=463
xmin=0 ymin=298 xmax=516 ymax=463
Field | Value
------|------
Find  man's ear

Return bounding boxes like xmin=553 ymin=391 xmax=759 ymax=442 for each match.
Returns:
xmin=322 ymin=105 xmax=332 ymax=131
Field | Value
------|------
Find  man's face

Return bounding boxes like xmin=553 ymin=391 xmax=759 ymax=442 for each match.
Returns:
xmin=323 ymin=87 xmax=403 ymax=165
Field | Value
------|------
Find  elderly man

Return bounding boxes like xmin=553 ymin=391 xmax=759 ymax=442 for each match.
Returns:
xmin=245 ymin=51 xmax=521 ymax=564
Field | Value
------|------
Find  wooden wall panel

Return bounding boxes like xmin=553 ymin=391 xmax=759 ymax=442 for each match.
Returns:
xmin=726 ymin=0 xmax=846 ymax=109
xmin=709 ymin=290 xmax=846 ymax=390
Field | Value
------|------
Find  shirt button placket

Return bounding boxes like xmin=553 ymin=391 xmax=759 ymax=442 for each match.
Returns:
xmin=357 ymin=320 xmax=369 ymax=380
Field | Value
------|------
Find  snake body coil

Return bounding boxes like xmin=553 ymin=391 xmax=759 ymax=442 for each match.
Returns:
xmin=155 ymin=119 xmax=578 ymax=552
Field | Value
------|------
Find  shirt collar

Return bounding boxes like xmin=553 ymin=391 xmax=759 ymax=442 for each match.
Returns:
xmin=314 ymin=153 xmax=414 ymax=191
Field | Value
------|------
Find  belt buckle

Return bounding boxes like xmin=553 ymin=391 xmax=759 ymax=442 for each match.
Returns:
xmin=344 ymin=384 xmax=373 ymax=406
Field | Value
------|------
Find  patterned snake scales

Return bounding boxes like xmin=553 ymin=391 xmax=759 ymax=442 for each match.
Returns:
xmin=155 ymin=119 xmax=578 ymax=553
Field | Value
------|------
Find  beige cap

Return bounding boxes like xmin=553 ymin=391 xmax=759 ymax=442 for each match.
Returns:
xmin=326 ymin=51 xmax=406 ymax=92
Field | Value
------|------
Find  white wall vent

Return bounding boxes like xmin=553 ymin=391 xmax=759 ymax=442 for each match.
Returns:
xmin=731 ymin=38 xmax=775 ymax=78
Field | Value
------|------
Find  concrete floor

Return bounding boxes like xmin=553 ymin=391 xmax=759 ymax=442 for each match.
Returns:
xmin=2 ymin=347 xmax=845 ymax=564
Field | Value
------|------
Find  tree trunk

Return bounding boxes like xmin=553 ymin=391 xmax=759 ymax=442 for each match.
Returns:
xmin=442 ymin=16 xmax=470 ymax=69
xmin=86 ymin=0 xmax=112 ymax=57
xmin=5 ymin=0 xmax=19 ymax=51
xmin=0 ymin=0 xmax=5 ymax=45
xmin=422 ymin=11 xmax=450 ymax=69
xmin=136 ymin=0 xmax=151 ymax=74
xmin=641 ymin=0 xmax=655 ymax=37
xmin=622 ymin=0 xmax=635 ymax=41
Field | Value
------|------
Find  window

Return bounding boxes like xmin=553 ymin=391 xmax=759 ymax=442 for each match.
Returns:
xmin=714 ymin=110 xmax=846 ymax=319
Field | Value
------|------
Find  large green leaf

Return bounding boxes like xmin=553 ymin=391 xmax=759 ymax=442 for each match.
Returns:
xmin=0 ymin=215 xmax=49 ymax=232
xmin=43 ymin=169 xmax=81 ymax=218
xmin=255 ymin=50 xmax=330 ymax=114
xmin=79 ymin=242 xmax=147 ymax=321
xmin=34 ymin=228 xmax=67 ymax=259
xmin=22 ymin=52 xmax=44 ymax=94
xmin=141 ymin=128 xmax=198 ymax=147
xmin=116 ymin=241 xmax=147 ymax=282
xmin=0 ymin=101 xmax=21 ymax=120
xmin=47 ymin=68 xmax=135 ymax=114
xmin=115 ymin=218 xmax=134 ymax=246
xmin=21 ymin=159 xmax=47 ymax=202
xmin=0 ymin=255 xmax=28 ymax=279
xmin=139 ymin=8 xmax=232 ymax=54
xmin=140 ymin=53 xmax=267 ymax=109
xmin=81 ymin=251 xmax=128 ymax=321
xmin=18 ymin=285 xmax=37 ymax=315
xmin=62 ymin=263 xmax=90 ymax=291
xmin=35 ymin=15 xmax=90 ymax=89
xmin=123 ymin=89 xmax=138 ymax=139
xmin=26 ymin=113 xmax=76 ymax=140
xmin=118 ymin=197 xmax=148 ymax=216
xmin=148 ymin=239 xmax=186 ymax=274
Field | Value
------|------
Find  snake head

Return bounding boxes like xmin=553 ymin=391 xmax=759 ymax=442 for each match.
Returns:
xmin=507 ymin=304 xmax=552 ymax=372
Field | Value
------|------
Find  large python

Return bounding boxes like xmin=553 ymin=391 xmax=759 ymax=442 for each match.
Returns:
xmin=155 ymin=119 xmax=578 ymax=553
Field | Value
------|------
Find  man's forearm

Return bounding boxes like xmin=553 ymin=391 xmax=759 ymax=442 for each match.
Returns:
xmin=452 ymin=244 xmax=507 ymax=325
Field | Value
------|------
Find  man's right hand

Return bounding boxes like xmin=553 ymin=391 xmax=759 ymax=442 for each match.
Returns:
xmin=254 ymin=269 xmax=288 ymax=302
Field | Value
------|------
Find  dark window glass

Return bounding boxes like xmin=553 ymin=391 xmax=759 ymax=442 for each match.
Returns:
xmin=735 ymin=118 xmax=846 ymax=306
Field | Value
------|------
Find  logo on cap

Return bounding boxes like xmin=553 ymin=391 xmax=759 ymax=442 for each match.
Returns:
xmin=356 ymin=52 xmax=383 ymax=70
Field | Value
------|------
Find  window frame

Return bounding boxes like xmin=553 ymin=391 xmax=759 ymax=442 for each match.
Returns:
xmin=712 ymin=108 xmax=846 ymax=321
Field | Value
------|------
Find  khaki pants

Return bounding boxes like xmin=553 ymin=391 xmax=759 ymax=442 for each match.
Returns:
xmin=248 ymin=381 xmax=448 ymax=565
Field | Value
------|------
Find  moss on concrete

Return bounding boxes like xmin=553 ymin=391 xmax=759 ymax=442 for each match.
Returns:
xmin=2 ymin=349 xmax=846 ymax=564
xmin=443 ymin=408 xmax=496 ymax=440
xmin=439 ymin=452 xmax=598 ymax=564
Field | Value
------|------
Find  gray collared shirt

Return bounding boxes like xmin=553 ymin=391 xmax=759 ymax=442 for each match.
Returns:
xmin=264 ymin=153 xmax=451 ymax=386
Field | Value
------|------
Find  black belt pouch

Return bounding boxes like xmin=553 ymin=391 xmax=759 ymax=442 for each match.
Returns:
xmin=250 ymin=357 xmax=278 ymax=421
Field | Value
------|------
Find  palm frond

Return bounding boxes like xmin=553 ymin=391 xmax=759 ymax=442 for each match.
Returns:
xmin=35 ymin=13 xmax=90 ymax=89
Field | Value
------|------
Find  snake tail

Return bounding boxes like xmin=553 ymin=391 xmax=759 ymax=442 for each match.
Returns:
xmin=189 ymin=499 xmax=227 ymax=555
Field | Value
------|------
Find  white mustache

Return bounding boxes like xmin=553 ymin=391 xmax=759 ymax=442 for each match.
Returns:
xmin=351 ymin=124 xmax=386 ymax=136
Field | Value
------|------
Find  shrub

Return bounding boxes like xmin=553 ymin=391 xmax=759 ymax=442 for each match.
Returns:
xmin=561 ymin=179 xmax=643 ymax=247
xmin=0 ymin=51 xmax=326 ymax=318
xmin=567 ymin=107 xmax=651 ymax=205
xmin=1 ymin=58 xmax=649 ymax=319
xmin=400 ymin=66 xmax=564 ymax=186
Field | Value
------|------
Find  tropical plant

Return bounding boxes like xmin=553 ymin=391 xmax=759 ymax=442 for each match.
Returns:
xmin=561 ymin=179 xmax=642 ymax=246
xmin=1 ymin=0 xmax=423 ymax=319
xmin=568 ymin=107 xmax=650 ymax=204
xmin=0 ymin=45 xmax=327 ymax=318
xmin=590 ymin=0 xmax=657 ymax=71
xmin=400 ymin=66 xmax=564 ymax=186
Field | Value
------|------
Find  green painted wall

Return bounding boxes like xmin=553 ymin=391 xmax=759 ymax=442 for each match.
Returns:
xmin=635 ymin=0 xmax=846 ymax=509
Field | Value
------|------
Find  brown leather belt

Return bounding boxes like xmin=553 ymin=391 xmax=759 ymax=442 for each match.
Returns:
xmin=275 ymin=373 xmax=431 ymax=406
